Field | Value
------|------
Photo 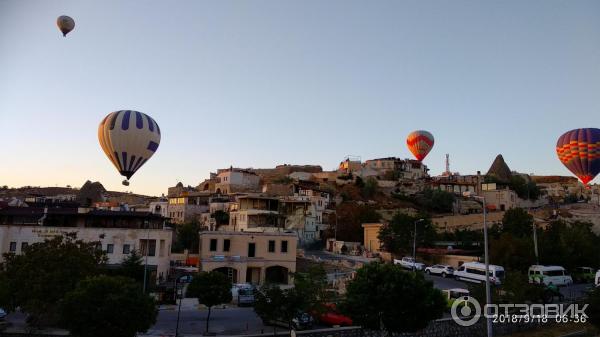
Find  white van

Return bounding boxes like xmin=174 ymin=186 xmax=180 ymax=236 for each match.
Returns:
xmin=528 ymin=265 xmax=573 ymax=286
xmin=595 ymin=270 xmax=600 ymax=287
xmin=454 ymin=262 xmax=505 ymax=285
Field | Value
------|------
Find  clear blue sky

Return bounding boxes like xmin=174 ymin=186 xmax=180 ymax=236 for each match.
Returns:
xmin=1 ymin=0 xmax=599 ymax=196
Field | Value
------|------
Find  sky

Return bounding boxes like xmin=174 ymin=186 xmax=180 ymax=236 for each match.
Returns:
xmin=1 ymin=0 xmax=600 ymax=196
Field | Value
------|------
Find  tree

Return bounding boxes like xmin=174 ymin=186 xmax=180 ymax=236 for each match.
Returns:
xmin=0 ymin=234 xmax=106 ymax=326
xmin=538 ymin=220 xmax=600 ymax=270
xmin=186 ymin=271 xmax=233 ymax=334
xmin=117 ymin=250 xmax=145 ymax=283
xmin=254 ymin=284 xmax=303 ymax=334
xmin=293 ymin=264 xmax=330 ymax=313
xmin=509 ymin=175 xmax=540 ymax=200
xmin=61 ymin=276 xmax=157 ymax=337
xmin=414 ymin=189 xmax=455 ymax=213
xmin=212 ymin=210 xmax=229 ymax=226
xmin=378 ymin=213 xmax=437 ymax=255
xmin=501 ymin=208 xmax=534 ymax=238
xmin=361 ymin=177 xmax=379 ymax=198
xmin=343 ymin=263 xmax=446 ymax=333
xmin=327 ymin=202 xmax=380 ymax=242
xmin=588 ymin=288 xmax=600 ymax=329
xmin=174 ymin=221 xmax=201 ymax=253
xmin=490 ymin=233 xmax=535 ymax=272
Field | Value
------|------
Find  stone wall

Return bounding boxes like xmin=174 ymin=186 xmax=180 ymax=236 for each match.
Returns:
xmin=229 ymin=318 xmax=556 ymax=337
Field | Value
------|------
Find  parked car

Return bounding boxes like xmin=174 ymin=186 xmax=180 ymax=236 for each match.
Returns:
xmin=425 ymin=265 xmax=454 ymax=278
xmin=231 ymin=283 xmax=254 ymax=305
xmin=178 ymin=275 xmax=193 ymax=283
xmin=313 ymin=303 xmax=353 ymax=327
xmin=266 ymin=311 xmax=314 ymax=330
xmin=572 ymin=267 xmax=596 ymax=284
xmin=0 ymin=308 xmax=6 ymax=320
xmin=442 ymin=288 xmax=470 ymax=309
xmin=454 ymin=262 xmax=505 ymax=285
xmin=237 ymin=286 xmax=255 ymax=306
xmin=394 ymin=257 xmax=425 ymax=271
xmin=528 ymin=265 xmax=573 ymax=286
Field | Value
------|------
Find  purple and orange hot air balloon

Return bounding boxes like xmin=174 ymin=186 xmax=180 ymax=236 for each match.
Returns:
xmin=556 ymin=128 xmax=600 ymax=186
xmin=407 ymin=130 xmax=434 ymax=161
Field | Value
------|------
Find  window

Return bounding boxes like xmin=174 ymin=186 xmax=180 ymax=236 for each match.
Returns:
xmin=9 ymin=242 xmax=16 ymax=252
xmin=159 ymin=240 xmax=165 ymax=257
xmin=210 ymin=239 xmax=218 ymax=252
xmin=21 ymin=242 xmax=28 ymax=252
xmin=223 ymin=239 xmax=230 ymax=252
xmin=123 ymin=244 xmax=131 ymax=254
xmin=281 ymin=240 xmax=288 ymax=253
xmin=140 ymin=239 xmax=156 ymax=257
xmin=106 ymin=244 xmax=114 ymax=254
xmin=248 ymin=243 xmax=256 ymax=257
xmin=268 ymin=240 xmax=275 ymax=253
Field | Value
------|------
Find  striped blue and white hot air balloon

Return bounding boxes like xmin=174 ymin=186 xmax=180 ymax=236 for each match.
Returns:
xmin=98 ymin=110 xmax=161 ymax=185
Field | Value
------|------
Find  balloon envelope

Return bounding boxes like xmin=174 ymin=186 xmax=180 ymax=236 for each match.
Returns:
xmin=56 ymin=15 xmax=75 ymax=36
xmin=98 ymin=110 xmax=161 ymax=180
xmin=406 ymin=130 xmax=434 ymax=161
xmin=556 ymin=128 xmax=600 ymax=185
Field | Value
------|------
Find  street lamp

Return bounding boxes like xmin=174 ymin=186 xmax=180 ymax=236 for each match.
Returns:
xmin=463 ymin=191 xmax=492 ymax=337
xmin=143 ymin=219 xmax=150 ymax=293
xmin=175 ymin=277 xmax=183 ymax=337
xmin=412 ymin=218 xmax=425 ymax=272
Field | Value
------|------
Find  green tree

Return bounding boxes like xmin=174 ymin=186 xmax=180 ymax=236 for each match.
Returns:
xmin=378 ymin=213 xmax=437 ymax=255
xmin=588 ymin=288 xmax=600 ymax=329
xmin=175 ymin=221 xmax=201 ymax=253
xmin=212 ymin=210 xmax=230 ymax=226
xmin=538 ymin=220 xmax=600 ymax=270
xmin=0 ymin=234 xmax=106 ymax=326
xmin=293 ymin=264 xmax=330 ymax=312
xmin=501 ymin=208 xmax=534 ymax=238
xmin=327 ymin=202 xmax=381 ymax=242
xmin=509 ymin=175 xmax=540 ymax=200
xmin=490 ymin=233 xmax=535 ymax=272
xmin=61 ymin=275 xmax=157 ymax=337
xmin=186 ymin=271 xmax=233 ymax=334
xmin=361 ymin=177 xmax=379 ymax=199
xmin=118 ymin=250 xmax=145 ymax=283
xmin=254 ymin=284 xmax=303 ymax=333
xmin=343 ymin=263 xmax=445 ymax=333
xmin=415 ymin=189 xmax=455 ymax=213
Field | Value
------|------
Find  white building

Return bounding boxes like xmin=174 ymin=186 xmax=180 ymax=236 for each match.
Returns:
xmin=0 ymin=207 xmax=173 ymax=282
xmin=215 ymin=168 xmax=261 ymax=194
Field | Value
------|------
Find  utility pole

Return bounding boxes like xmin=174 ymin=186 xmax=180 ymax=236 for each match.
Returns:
xmin=143 ymin=219 xmax=150 ymax=293
xmin=412 ymin=219 xmax=424 ymax=272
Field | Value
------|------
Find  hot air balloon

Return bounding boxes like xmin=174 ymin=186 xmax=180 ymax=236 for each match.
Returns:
xmin=98 ymin=110 xmax=161 ymax=185
xmin=56 ymin=15 xmax=75 ymax=37
xmin=556 ymin=128 xmax=600 ymax=186
xmin=406 ymin=130 xmax=434 ymax=161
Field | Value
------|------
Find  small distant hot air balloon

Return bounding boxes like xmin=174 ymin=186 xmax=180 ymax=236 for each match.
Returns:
xmin=556 ymin=128 xmax=600 ymax=186
xmin=56 ymin=15 xmax=75 ymax=37
xmin=406 ymin=130 xmax=434 ymax=161
xmin=98 ymin=110 xmax=161 ymax=185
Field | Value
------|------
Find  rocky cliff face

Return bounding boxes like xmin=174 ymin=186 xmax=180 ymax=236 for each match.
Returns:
xmin=486 ymin=154 xmax=512 ymax=182
xmin=76 ymin=181 xmax=107 ymax=206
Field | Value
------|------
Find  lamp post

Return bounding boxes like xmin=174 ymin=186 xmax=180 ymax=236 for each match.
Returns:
xmin=412 ymin=218 xmax=425 ymax=272
xmin=463 ymin=192 xmax=492 ymax=337
xmin=143 ymin=219 xmax=150 ymax=294
xmin=175 ymin=277 xmax=183 ymax=337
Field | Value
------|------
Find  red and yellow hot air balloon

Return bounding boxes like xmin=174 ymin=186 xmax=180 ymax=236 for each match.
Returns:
xmin=556 ymin=128 xmax=600 ymax=186
xmin=98 ymin=110 xmax=161 ymax=185
xmin=406 ymin=130 xmax=434 ymax=161
xmin=56 ymin=15 xmax=75 ymax=37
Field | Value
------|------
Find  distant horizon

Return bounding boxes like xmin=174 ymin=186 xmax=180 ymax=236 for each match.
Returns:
xmin=2 ymin=1 xmax=599 ymax=195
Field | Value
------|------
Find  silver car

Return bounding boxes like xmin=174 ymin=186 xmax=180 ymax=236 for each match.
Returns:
xmin=0 ymin=308 xmax=6 ymax=320
xmin=425 ymin=264 xmax=454 ymax=278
